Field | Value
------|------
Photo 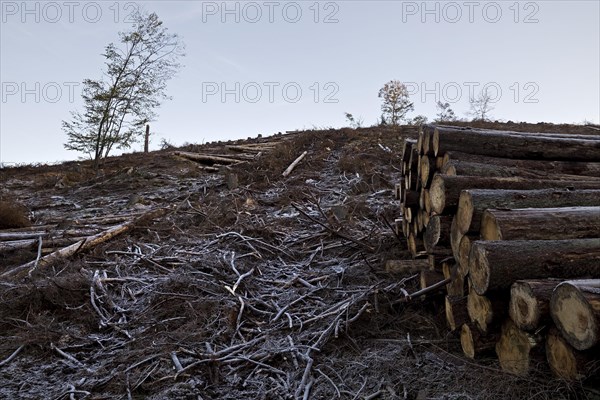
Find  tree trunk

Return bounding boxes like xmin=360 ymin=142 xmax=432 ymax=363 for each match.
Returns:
xmin=420 ymin=269 xmax=445 ymax=290
xmin=429 ymin=175 xmax=600 ymax=215
xmin=469 ymin=239 xmax=600 ymax=295
xmin=509 ymin=279 xmax=561 ymax=331
xmin=480 ymin=206 xmax=600 ymax=241
xmin=456 ymin=189 xmax=600 ymax=238
xmin=495 ymin=319 xmax=544 ymax=376
xmin=419 ymin=156 xmax=436 ymax=188
xmin=442 ymin=150 xmax=600 ymax=178
xmin=550 ymin=279 xmax=600 ymax=350
xmin=460 ymin=323 xmax=498 ymax=359
xmin=445 ymin=295 xmax=469 ymax=331
xmin=431 ymin=125 xmax=600 ymax=161
xmin=546 ymin=327 xmax=600 ymax=381
xmin=441 ymin=160 xmax=593 ymax=181
xmin=456 ymin=234 xmax=477 ymax=278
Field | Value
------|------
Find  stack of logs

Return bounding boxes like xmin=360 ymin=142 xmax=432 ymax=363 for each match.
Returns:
xmin=395 ymin=124 xmax=600 ymax=380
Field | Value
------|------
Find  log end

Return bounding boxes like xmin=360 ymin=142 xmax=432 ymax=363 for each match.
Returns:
xmin=495 ymin=320 xmax=538 ymax=376
xmin=546 ymin=329 xmax=585 ymax=381
xmin=509 ymin=282 xmax=540 ymax=331
xmin=551 ymin=281 xmax=600 ymax=351
xmin=429 ymin=175 xmax=445 ymax=215
xmin=467 ymin=289 xmax=493 ymax=333
xmin=460 ymin=324 xmax=475 ymax=359
xmin=468 ymin=243 xmax=490 ymax=296
xmin=456 ymin=191 xmax=474 ymax=236
xmin=480 ymin=210 xmax=502 ymax=241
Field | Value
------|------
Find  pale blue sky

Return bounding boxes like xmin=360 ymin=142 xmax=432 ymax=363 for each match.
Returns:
xmin=1 ymin=1 xmax=599 ymax=164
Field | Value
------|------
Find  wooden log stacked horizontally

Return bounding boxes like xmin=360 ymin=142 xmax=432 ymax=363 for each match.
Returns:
xmin=396 ymin=124 xmax=600 ymax=380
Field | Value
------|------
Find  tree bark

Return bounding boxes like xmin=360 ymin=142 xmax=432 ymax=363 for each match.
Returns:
xmin=469 ymin=239 xmax=600 ymax=295
xmin=495 ymin=319 xmax=544 ymax=376
xmin=456 ymin=188 xmax=600 ymax=238
xmin=509 ymin=279 xmax=561 ymax=331
xmin=445 ymin=295 xmax=469 ymax=331
xmin=385 ymin=259 xmax=430 ymax=275
xmin=429 ymin=175 xmax=600 ymax=215
xmin=431 ymin=125 xmax=600 ymax=161
xmin=420 ymin=269 xmax=445 ymax=290
xmin=443 ymin=262 xmax=465 ymax=297
xmin=551 ymin=279 xmax=600 ymax=350
xmin=419 ymin=156 xmax=436 ymax=188
xmin=442 ymin=150 xmax=600 ymax=178
xmin=480 ymin=206 xmax=600 ymax=241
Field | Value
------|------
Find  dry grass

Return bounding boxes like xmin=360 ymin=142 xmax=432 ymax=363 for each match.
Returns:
xmin=0 ymin=200 xmax=31 ymax=229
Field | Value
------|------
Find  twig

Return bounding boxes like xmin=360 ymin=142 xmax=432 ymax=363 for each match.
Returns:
xmin=171 ymin=352 xmax=184 ymax=372
xmin=392 ymin=278 xmax=452 ymax=304
xmin=51 ymin=343 xmax=84 ymax=367
xmin=291 ymin=202 xmax=375 ymax=252
xmin=27 ymin=235 xmax=44 ymax=277
xmin=0 ymin=345 xmax=25 ymax=368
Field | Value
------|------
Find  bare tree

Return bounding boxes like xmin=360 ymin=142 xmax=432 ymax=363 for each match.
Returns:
xmin=469 ymin=88 xmax=495 ymax=121
xmin=378 ymin=80 xmax=414 ymax=126
xmin=63 ymin=12 xmax=184 ymax=168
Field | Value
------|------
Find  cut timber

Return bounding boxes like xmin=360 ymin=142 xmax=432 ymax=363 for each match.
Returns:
xmin=0 ymin=239 xmax=38 ymax=253
xmin=445 ymin=295 xmax=469 ymax=331
xmin=0 ymin=208 xmax=169 ymax=280
xmin=546 ymin=327 xmax=600 ymax=381
xmin=172 ymin=151 xmax=245 ymax=165
xmin=480 ymin=206 xmax=600 ymax=241
xmin=402 ymin=190 xmax=420 ymax=208
xmin=423 ymin=215 xmax=452 ymax=253
xmin=420 ymin=269 xmax=445 ymax=290
xmin=419 ymin=156 xmax=435 ymax=188
xmin=431 ymin=125 xmax=600 ymax=161
xmin=401 ymin=139 xmax=417 ymax=171
xmin=467 ymin=285 xmax=506 ymax=334
xmin=429 ymin=175 xmax=600 ymax=215
xmin=509 ymin=279 xmax=561 ymax=331
xmin=551 ymin=280 xmax=600 ymax=350
xmin=456 ymin=234 xmax=476 ymax=278
xmin=407 ymin=233 xmax=425 ymax=258
xmin=456 ymin=189 xmax=600 ymax=238
xmin=442 ymin=150 xmax=600 ymax=178
xmin=443 ymin=262 xmax=465 ymax=297
xmin=282 ymin=151 xmax=308 ymax=177
xmin=385 ymin=259 xmax=430 ymax=275
xmin=495 ymin=319 xmax=543 ymax=376
xmin=469 ymin=238 xmax=600 ymax=294
xmin=440 ymin=160 xmax=592 ymax=181
xmin=461 ymin=323 xmax=498 ymax=359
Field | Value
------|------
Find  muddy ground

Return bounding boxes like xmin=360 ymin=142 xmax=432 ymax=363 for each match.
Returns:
xmin=0 ymin=123 xmax=598 ymax=399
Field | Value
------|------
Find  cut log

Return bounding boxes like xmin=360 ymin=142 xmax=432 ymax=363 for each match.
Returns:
xmin=172 ymin=151 xmax=245 ymax=165
xmin=456 ymin=234 xmax=476 ymax=278
xmin=407 ymin=233 xmax=425 ymax=258
xmin=402 ymin=190 xmax=420 ymax=208
xmin=419 ymin=156 xmax=435 ymax=188
xmin=442 ymin=150 xmax=600 ymax=178
xmin=509 ymin=279 xmax=561 ymax=331
xmin=423 ymin=215 xmax=452 ymax=253
xmin=551 ymin=279 xmax=600 ymax=350
xmin=495 ymin=319 xmax=544 ymax=376
xmin=440 ymin=160 xmax=593 ymax=181
xmin=467 ymin=285 xmax=506 ymax=334
xmin=546 ymin=327 xmax=600 ymax=381
xmin=431 ymin=125 xmax=600 ymax=161
xmin=480 ymin=206 xmax=600 ymax=241
xmin=420 ymin=269 xmax=445 ymax=290
xmin=385 ymin=259 xmax=430 ymax=275
xmin=460 ymin=323 xmax=498 ymax=359
xmin=443 ymin=262 xmax=465 ymax=297
xmin=456 ymin=188 xmax=600 ymax=238
xmin=469 ymin=238 xmax=600 ymax=294
xmin=429 ymin=175 xmax=600 ymax=215
xmin=446 ymin=295 xmax=469 ymax=331
xmin=401 ymin=139 xmax=417 ymax=169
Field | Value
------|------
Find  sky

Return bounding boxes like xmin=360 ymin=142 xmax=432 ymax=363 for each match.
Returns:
xmin=1 ymin=0 xmax=599 ymax=165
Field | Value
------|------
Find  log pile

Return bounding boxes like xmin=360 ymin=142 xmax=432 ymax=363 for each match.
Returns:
xmin=397 ymin=124 xmax=600 ymax=380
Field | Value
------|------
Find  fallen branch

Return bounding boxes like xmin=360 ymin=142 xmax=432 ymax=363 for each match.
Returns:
xmin=1 ymin=208 xmax=169 ymax=280
xmin=282 ymin=151 xmax=308 ymax=177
